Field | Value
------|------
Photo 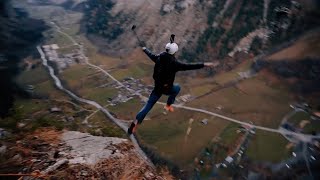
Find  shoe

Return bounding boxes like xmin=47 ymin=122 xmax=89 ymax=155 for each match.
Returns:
xmin=127 ymin=122 xmax=138 ymax=135
xmin=164 ymin=105 xmax=174 ymax=112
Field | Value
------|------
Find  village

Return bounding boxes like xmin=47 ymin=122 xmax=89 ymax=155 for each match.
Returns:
xmin=106 ymin=77 xmax=194 ymax=106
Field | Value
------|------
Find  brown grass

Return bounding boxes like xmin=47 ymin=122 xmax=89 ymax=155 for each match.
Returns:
xmin=51 ymin=144 xmax=173 ymax=180
xmin=267 ymin=31 xmax=320 ymax=61
xmin=27 ymin=128 xmax=62 ymax=145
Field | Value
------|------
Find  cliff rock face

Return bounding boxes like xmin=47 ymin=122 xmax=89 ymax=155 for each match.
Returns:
xmin=0 ymin=0 xmax=47 ymax=117
xmin=84 ymin=0 xmax=208 ymax=57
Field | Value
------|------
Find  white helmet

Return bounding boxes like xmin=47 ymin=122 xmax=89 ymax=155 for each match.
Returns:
xmin=165 ymin=43 xmax=179 ymax=55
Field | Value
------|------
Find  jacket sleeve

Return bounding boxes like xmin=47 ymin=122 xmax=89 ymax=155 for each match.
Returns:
xmin=143 ymin=48 xmax=159 ymax=63
xmin=175 ymin=61 xmax=204 ymax=71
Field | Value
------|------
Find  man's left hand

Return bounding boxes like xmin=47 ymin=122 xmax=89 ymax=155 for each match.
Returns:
xmin=204 ymin=62 xmax=215 ymax=67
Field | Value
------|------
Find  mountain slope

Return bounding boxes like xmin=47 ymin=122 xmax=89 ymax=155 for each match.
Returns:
xmin=84 ymin=0 xmax=208 ymax=56
xmin=82 ymin=0 xmax=320 ymax=65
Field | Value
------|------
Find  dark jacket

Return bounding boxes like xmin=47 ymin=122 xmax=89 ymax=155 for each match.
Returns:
xmin=143 ymin=48 xmax=204 ymax=94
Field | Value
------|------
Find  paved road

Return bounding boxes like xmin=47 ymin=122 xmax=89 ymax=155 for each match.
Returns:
xmin=37 ymin=46 xmax=154 ymax=168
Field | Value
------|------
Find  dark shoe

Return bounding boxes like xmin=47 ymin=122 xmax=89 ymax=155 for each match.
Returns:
xmin=127 ymin=122 xmax=138 ymax=135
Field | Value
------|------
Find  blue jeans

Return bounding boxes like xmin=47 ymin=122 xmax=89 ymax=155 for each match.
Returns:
xmin=136 ymin=84 xmax=181 ymax=124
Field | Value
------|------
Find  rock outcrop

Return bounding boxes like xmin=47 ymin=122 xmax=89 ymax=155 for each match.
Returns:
xmin=61 ymin=131 xmax=128 ymax=165
xmin=0 ymin=128 xmax=169 ymax=179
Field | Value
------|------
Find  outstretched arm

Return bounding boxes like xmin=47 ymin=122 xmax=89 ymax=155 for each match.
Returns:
xmin=176 ymin=61 xmax=215 ymax=71
xmin=175 ymin=61 xmax=204 ymax=71
xmin=142 ymin=47 xmax=159 ymax=63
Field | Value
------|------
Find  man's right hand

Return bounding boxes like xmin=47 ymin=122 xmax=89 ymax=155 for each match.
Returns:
xmin=142 ymin=47 xmax=147 ymax=51
xmin=204 ymin=62 xmax=215 ymax=67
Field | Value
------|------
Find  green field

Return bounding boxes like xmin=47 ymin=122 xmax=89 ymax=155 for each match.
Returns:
xmin=286 ymin=111 xmax=320 ymax=134
xmin=219 ymin=123 xmax=240 ymax=145
xmin=213 ymin=59 xmax=253 ymax=84
xmin=189 ymin=84 xmax=217 ymax=96
xmin=14 ymin=99 xmax=50 ymax=117
xmin=88 ymin=52 xmax=122 ymax=69
xmin=61 ymin=65 xmax=96 ymax=81
xmin=303 ymin=120 xmax=320 ymax=134
xmin=288 ymin=111 xmax=310 ymax=125
xmin=108 ymin=98 xmax=142 ymax=120
xmin=46 ymin=32 xmax=74 ymax=47
xmin=137 ymin=107 xmax=229 ymax=167
xmin=60 ymin=65 xmax=112 ymax=94
xmin=246 ymin=130 xmax=290 ymax=163
xmin=110 ymin=63 xmax=152 ymax=80
xmin=187 ymin=77 xmax=291 ymax=128
xmin=87 ymin=111 xmax=126 ymax=138
xmin=15 ymin=63 xmax=71 ymax=99
xmin=81 ymin=87 xmax=117 ymax=106
xmin=62 ymin=23 xmax=81 ymax=36
xmin=15 ymin=66 xmax=49 ymax=85
xmin=56 ymin=46 xmax=77 ymax=54
xmin=34 ymin=80 xmax=61 ymax=98
xmin=196 ymin=123 xmax=242 ymax=164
